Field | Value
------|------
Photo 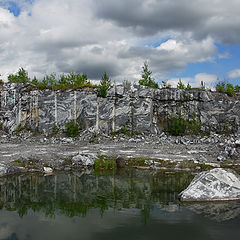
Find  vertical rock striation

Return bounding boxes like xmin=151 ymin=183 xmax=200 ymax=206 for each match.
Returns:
xmin=0 ymin=83 xmax=239 ymax=135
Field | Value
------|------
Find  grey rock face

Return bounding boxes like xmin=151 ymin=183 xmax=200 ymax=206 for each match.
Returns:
xmin=0 ymin=83 xmax=240 ymax=135
xmin=180 ymin=168 xmax=240 ymax=201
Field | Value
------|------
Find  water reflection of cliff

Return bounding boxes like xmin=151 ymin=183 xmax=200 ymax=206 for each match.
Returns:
xmin=0 ymin=170 xmax=192 ymax=220
xmin=1 ymin=170 xmax=240 ymax=222
xmin=184 ymin=202 xmax=240 ymax=222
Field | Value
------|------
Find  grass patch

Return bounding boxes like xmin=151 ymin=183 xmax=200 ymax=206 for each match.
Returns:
xmin=94 ymin=154 xmax=116 ymax=170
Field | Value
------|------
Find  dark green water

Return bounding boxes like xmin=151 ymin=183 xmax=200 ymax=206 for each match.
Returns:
xmin=0 ymin=170 xmax=240 ymax=240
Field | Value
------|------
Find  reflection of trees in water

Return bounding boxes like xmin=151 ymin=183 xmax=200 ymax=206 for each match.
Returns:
xmin=0 ymin=170 xmax=193 ymax=220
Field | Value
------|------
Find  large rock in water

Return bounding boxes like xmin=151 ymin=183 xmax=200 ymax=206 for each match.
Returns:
xmin=179 ymin=168 xmax=240 ymax=202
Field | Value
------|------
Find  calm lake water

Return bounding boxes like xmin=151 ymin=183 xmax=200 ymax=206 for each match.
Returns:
xmin=0 ymin=170 xmax=240 ymax=240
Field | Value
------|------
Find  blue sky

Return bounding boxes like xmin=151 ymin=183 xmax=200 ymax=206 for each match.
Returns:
xmin=0 ymin=0 xmax=33 ymax=16
xmin=180 ymin=44 xmax=240 ymax=86
xmin=0 ymin=0 xmax=239 ymax=87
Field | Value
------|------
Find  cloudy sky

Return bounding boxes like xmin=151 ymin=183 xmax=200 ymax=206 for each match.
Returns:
xmin=0 ymin=0 xmax=240 ymax=87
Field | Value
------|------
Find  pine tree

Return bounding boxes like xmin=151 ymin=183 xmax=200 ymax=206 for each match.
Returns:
xmin=139 ymin=62 xmax=158 ymax=88
xmin=97 ymin=72 xmax=111 ymax=97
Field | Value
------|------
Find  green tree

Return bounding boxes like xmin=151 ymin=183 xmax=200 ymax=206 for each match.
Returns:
xmin=177 ymin=79 xmax=185 ymax=89
xmin=216 ymin=81 xmax=225 ymax=93
xmin=8 ymin=68 xmax=30 ymax=83
xmin=139 ymin=62 xmax=158 ymax=88
xmin=226 ymin=83 xmax=235 ymax=96
xmin=31 ymin=76 xmax=39 ymax=85
xmin=97 ymin=72 xmax=111 ymax=97
xmin=216 ymin=81 xmax=235 ymax=96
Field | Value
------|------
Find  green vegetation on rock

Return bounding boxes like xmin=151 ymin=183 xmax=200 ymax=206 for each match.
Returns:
xmin=8 ymin=68 xmax=30 ymax=83
xmin=139 ymin=62 xmax=158 ymax=89
xmin=94 ymin=154 xmax=116 ymax=170
xmin=215 ymin=81 xmax=238 ymax=97
xmin=65 ymin=120 xmax=79 ymax=137
xmin=163 ymin=114 xmax=202 ymax=136
xmin=97 ymin=72 xmax=111 ymax=98
xmin=8 ymin=68 xmax=96 ymax=91
xmin=177 ymin=79 xmax=185 ymax=89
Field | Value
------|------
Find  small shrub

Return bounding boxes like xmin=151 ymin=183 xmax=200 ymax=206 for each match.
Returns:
xmin=216 ymin=81 xmax=236 ymax=96
xmin=177 ymin=79 xmax=185 ymax=89
xmin=164 ymin=115 xmax=186 ymax=136
xmin=65 ymin=120 xmax=79 ymax=137
xmin=186 ymin=83 xmax=192 ymax=90
xmin=186 ymin=117 xmax=202 ymax=135
xmin=216 ymin=81 xmax=225 ymax=93
xmin=164 ymin=114 xmax=201 ymax=136
xmin=52 ymin=125 xmax=59 ymax=135
xmin=139 ymin=62 xmax=158 ymax=89
xmin=225 ymin=83 xmax=235 ymax=97
xmin=97 ymin=72 xmax=111 ymax=98
xmin=94 ymin=154 xmax=116 ymax=170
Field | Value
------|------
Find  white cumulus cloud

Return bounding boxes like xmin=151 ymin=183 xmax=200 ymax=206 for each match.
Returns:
xmin=167 ymin=73 xmax=218 ymax=88
xmin=228 ymin=69 xmax=240 ymax=79
xmin=0 ymin=0 xmax=238 ymax=83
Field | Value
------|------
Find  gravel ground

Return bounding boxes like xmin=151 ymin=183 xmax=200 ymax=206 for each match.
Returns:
xmin=0 ymin=130 xmax=239 ymax=166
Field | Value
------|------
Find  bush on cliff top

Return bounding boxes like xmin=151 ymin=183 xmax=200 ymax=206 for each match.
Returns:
xmin=97 ymin=72 xmax=111 ymax=98
xmin=8 ymin=68 xmax=30 ymax=83
xmin=8 ymin=68 xmax=96 ymax=90
xmin=216 ymin=81 xmax=235 ymax=97
xmin=139 ymin=62 xmax=158 ymax=89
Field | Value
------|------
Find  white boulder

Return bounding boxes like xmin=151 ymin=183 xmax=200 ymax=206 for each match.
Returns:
xmin=179 ymin=168 xmax=240 ymax=201
xmin=72 ymin=153 xmax=98 ymax=167
xmin=43 ymin=167 xmax=53 ymax=173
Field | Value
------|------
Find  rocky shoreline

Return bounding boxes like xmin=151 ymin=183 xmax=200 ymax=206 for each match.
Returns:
xmin=0 ymin=129 xmax=239 ymax=178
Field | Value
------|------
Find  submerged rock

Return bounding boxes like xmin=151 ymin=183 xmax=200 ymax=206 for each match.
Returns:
xmin=179 ymin=168 xmax=240 ymax=202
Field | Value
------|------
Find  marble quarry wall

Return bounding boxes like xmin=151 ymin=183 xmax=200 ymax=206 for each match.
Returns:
xmin=0 ymin=83 xmax=239 ymax=135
